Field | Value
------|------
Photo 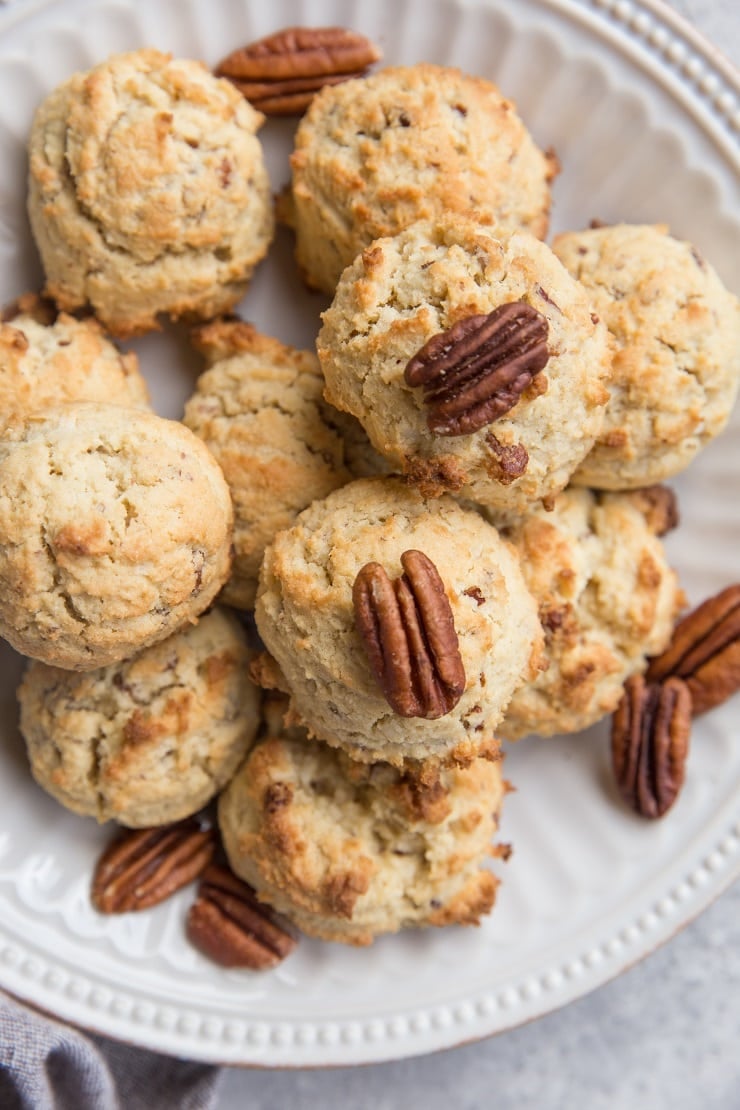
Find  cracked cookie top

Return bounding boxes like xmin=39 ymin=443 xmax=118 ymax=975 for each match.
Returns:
xmin=18 ymin=607 xmax=259 ymax=826
xmin=0 ymin=296 xmax=150 ymax=431
xmin=183 ymin=319 xmax=353 ymax=610
xmin=553 ymin=223 xmax=740 ymax=488
xmin=0 ymin=402 xmax=233 ymax=669
xmin=27 ymin=48 xmax=274 ymax=336
xmin=488 ymin=486 xmax=683 ymax=740
xmin=283 ymin=63 xmax=558 ymax=295
xmin=218 ymin=696 xmax=507 ymax=945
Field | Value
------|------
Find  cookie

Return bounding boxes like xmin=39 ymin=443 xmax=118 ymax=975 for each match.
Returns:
xmin=318 ymin=215 xmax=612 ymax=511
xmin=552 ymin=223 xmax=740 ymax=488
xmin=254 ymin=476 xmax=543 ymax=766
xmin=184 ymin=319 xmax=351 ymax=609
xmin=27 ymin=49 xmax=274 ymax=336
xmin=0 ymin=295 xmax=149 ymax=431
xmin=18 ymin=607 xmax=259 ymax=826
xmin=0 ymin=402 xmax=233 ymax=669
xmin=218 ymin=698 xmax=507 ymax=945
xmin=489 ymin=486 xmax=683 ymax=739
xmin=283 ymin=63 xmax=557 ymax=294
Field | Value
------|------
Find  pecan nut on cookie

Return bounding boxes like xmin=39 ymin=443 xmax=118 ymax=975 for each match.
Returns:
xmin=318 ymin=215 xmax=612 ymax=513
xmin=254 ymin=477 xmax=543 ymax=767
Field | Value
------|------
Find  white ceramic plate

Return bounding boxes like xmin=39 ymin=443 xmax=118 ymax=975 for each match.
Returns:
xmin=0 ymin=0 xmax=738 ymax=1068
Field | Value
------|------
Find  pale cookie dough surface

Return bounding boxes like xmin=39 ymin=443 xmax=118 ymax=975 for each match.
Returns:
xmin=553 ymin=223 xmax=740 ymax=488
xmin=0 ymin=403 xmax=233 ymax=669
xmin=254 ymin=477 xmax=543 ymax=766
xmin=0 ymin=298 xmax=149 ymax=431
xmin=18 ymin=607 xmax=259 ymax=826
xmin=218 ymin=702 xmax=506 ymax=945
xmin=184 ymin=319 xmax=351 ymax=610
xmin=28 ymin=48 xmax=274 ymax=336
xmin=318 ymin=215 xmax=612 ymax=511
xmin=489 ymin=486 xmax=683 ymax=739
xmin=285 ymin=63 xmax=558 ymax=294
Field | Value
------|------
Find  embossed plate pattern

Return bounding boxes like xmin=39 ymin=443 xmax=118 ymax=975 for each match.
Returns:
xmin=0 ymin=0 xmax=738 ymax=1067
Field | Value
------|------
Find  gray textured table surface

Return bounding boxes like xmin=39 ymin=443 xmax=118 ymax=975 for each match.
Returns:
xmin=216 ymin=2 xmax=740 ymax=1107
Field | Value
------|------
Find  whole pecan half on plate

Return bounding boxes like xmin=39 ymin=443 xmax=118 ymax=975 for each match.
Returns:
xmin=215 ymin=26 xmax=381 ymax=116
xmin=91 ymin=820 xmax=216 ymax=914
xmin=646 ymin=584 xmax=740 ymax=715
xmin=404 ymin=302 xmax=549 ymax=437
xmin=186 ymin=864 xmax=297 ymax=969
xmin=611 ymin=674 xmax=691 ymax=819
xmin=353 ymin=549 xmax=466 ymax=719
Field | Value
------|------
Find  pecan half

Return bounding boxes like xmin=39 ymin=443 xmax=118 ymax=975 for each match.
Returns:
xmin=626 ymin=484 xmax=680 ymax=537
xmin=404 ymin=303 xmax=549 ymax=437
xmin=215 ymin=27 xmax=381 ymax=116
xmin=646 ymin=584 xmax=740 ymax=715
xmin=186 ymin=864 xmax=297 ymax=969
xmin=91 ymin=821 xmax=215 ymax=914
xmin=611 ymin=674 xmax=691 ymax=819
xmin=353 ymin=549 xmax=466 ymax=718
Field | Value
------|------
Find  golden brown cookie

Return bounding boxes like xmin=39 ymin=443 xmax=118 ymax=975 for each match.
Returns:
xmin=553 ymin=223 xmax=740 ymax=488
xmin=28 ymin=49 xmax=274 ymax=336
xmin=489 ymin=486 xmax=683 ymax=738
xmin=0 ymin=296 xmax=149 ymax=430
xmin=183 ymin=319 xmax=351 ymax=609
xmin=218 ymin=697 xmax=508 ymax=945
xmin=18 ymin=607 xmax=259 ymax=826
xmin=0 ymin=403 xmax=233 ymax=669
xmin=284 ymin=63 xmax=557 ymax=294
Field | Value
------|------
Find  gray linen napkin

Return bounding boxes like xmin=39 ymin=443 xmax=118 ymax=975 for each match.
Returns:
xmin=0 ymin=991 xmax=221 ymax=1110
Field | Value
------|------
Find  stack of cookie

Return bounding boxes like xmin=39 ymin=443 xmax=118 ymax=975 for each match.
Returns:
xmin=1 ymin=40 xmax=738 ymax=957
xmin=4 ymin=49 xmax=274 ymax=831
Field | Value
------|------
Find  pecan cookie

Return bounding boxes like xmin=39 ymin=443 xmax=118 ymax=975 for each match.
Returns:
xmin=218 ymin=696 xmax=508 ymax=945
xmin=318 ymin=214 xmax=612 ymax=511
xmin=553 ymin=223 xmax=740 ymax=488
xmin=0 ymin=403 xmax=233 ymax=669
xmin=18 ymin=607 xmax=259 ymax=826
xmin=490 ymin=486 xmax=683 ymax=739
xmin=184 ymin=319 xmax=353 ymax=609
xmin=282 ymin=63 xmax=557 ymax=294
xmin=0 ymin=295 xmax=149 ymax=431
xmin=28 ymin=49 xmax=274 ymax=336
xmin=254 ymin=476 xmax=543 ymax=766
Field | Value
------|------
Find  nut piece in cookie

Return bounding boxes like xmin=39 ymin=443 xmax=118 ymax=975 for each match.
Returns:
xmin=285 ymin=62 xmax=558 ymax=294
xmin=0 ymin=403 xmax=233 ymax=669
xmin=184 ymin=319 xmax=352 ymax=610
xmin=27 ymin=49 xmax=274 ymax=336
xmin=489 ymin=486 xmax=684 ymax=739
xmin=553 ymin=223 xmax=740 ymax=488
xmin=18 ymin=608 xmax=259 ymax=826
xmin=0 ymin=296 xmax=149 ymax=431
xmin=218 ymin=701 xmax=508 ymax=945
xmin=318 ymin=215 xmax=612 ymax=512
xmin=254 ymin=476 xmax=543 ymax=767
